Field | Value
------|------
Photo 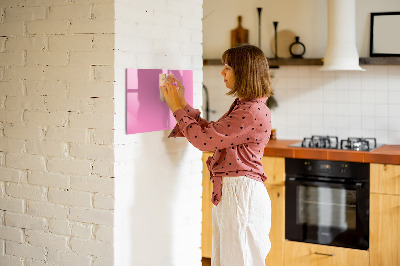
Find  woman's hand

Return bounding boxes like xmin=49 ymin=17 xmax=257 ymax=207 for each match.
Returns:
xmin=160 ymin=76 xmax=184 ymax=113
xmin=168 ymin=75 xmax=187 ymax=108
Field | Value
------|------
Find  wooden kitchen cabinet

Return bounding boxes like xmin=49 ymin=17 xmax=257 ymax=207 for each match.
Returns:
xmin=370 ymin=163 xmax=400 ymax=195
xmin=284 ymin=241 xmax=369 ymax=266
xmin=201 ymin=154 xmax=286 ymax=266
xmin=370 ymin=163 xmax=400 ymax=266
xmin=202 ymin=152 xmax=213 ymax=258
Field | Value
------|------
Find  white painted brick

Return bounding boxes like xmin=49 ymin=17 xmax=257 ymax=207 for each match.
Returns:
xmin=70 ymin=237 xmax=113 ymax=257
xmin=28 ymin=171 xmax=69 ymax=189
xmin=26 ymin=51 xmax=68 ymax=66
xmin=0 ymin=22 xmax=24 ymax=36
xmin=0 ymin=138 xmax=25 ymax=153
xmin=22 ymin=0 xmax=69 ymax=6
xmin=48 ymin=4 xmax=91 ymax=20
xmin=70 ymin=144 xmax=114 ymax=161
xmin=5 ymin=36 xmax=47 ymax=52
xmin=3 ymin=66 xmax=44 ymax=81
xmin=44 ymin=96 xmax=81 ymax=112
xmin=4 ymin=125 xmax=43 ymax=141
xmin=24 ymin=111 xmax=68 ymax=127
xmin=93 ymin=194 xmax=113 ymax=210
xmin=24 ymin=259 xmax=48 ymax=266
xmin=94 ymin=225 xmax=112 ymax=243
xmin=0 ymin=197 xmax=24 ymax=213
xmin=47 ymin=158 xmax=92 ymax=176
xmin=44 ymin=66 xmax=91 ymax=82
xmin=6 ymin=183 xmax=46 ymax=201
xmin=46 ymin=127 xmax=88 ymax=144
xmin=69 ymin=207 xmax=113 ymax=226
xmin=78 ymin=97 xmax=114 ymax=114
xmin=0 ymin=255 xmax=23 ymax=266
xmin=69 ymin=112 xmax=114 ymax=129
xmin=92 ymin=3 xmax=115 ymax=20
xmin=48 ymin=188 xmax=91 ymax=208
xmin=93 ymin=66 xmax=114 ymax=82
xmin=6 ymin=153 xmax=46 ymax=171
xmin=0 ymin=52 xmax=24 ymax=66
xmin=47 ymin=249 xmax=91 ymax=266
xmin=71 ymin=222 xmax=92 ymax=239
xmin=0 ymin=110 xmax=23 ymax=124
xmin=0 ymin=81 xmax=24 ymax=96
xmin=26 ymin=229 xmax=68 ymax=251
xmin=27 ymin=200 xmax=69 ymax=219
xmin=93 ymin=253 xmax=113 ymax=266
xmin=48 ymin=219 xmax=71 ymax=236
xmin=4 ymin=6 xmax=46 ymax=22
xmin=69 ymin=81 xmax=114 ymax=98
xmin=5 ymin=96 xmax=46 ymax=111
xmin=26 ymin=141 xmax=67 ymax=157
xmin=0 ymin=37 xmax=5 ymax=52
xmin=0 ymin=226 xmax=23 ymax=243
xmin=90 ymin=128 xmax=113 ymax=146
xmin=5 ymin=212 xmax=48 ymax=231
xmin=0 ymin=166 xmax=24 ymax=182
xmin=0 ymin=181 xmax=4 ymax=197
xmin=70 ymin=19 xmax=114 ymax=34
xmin=27 ymin=21 xmax=69 ymax=35
xmin=70 ymin=175 xmax=113 ymax=194
xmin=92 ymin=160 xmax=113 ymax=177
xmin=0 ymin=153 xmax=5 ymax=166
xmin=6 ymin=241 xmax=46 ymax=261
xmin=92 ymin=34 xmax=114 ymax=51
xmin=49 ymin=35 xmax=93 ymax=52
xmin=69 ymin=51 xmax=113 ymax=66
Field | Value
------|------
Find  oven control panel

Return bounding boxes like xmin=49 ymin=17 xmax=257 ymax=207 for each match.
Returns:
xmin=286 ymin=158 xmax=369 ymax=180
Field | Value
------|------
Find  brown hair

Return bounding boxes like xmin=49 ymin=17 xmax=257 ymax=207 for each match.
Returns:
xmin=221 ymin=44 xmax=273 ymax=99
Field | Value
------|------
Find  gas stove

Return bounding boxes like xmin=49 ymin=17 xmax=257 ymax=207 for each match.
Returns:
xmin=289 ymin=135 xmax=381 ymax=151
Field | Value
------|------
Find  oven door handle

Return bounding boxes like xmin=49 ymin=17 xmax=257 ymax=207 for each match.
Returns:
xmin=287 ymin=177 xmax=364 ymax=189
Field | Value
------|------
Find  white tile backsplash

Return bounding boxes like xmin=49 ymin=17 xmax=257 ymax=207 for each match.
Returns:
xmin=203 ymin=65 xmax=400 ymax=144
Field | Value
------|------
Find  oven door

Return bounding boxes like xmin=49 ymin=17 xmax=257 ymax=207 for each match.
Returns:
xmin=285 ymin=177 xmax=369 ymax=250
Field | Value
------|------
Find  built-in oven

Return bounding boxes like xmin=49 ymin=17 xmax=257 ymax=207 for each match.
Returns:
xmin=285 ymin=158 xmax=369 ymax=250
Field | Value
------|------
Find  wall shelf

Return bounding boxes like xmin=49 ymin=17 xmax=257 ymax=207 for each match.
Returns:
xmin=203 ymin=57 xmax=400 ymax=67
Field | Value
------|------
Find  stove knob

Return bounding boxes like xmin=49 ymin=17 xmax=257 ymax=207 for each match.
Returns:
xmin=340 ymin=164 xmax=347 ymax=174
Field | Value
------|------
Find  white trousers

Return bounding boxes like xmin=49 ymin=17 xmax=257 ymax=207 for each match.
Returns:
xmin=212 ymin=176 xmax=271 ymax=266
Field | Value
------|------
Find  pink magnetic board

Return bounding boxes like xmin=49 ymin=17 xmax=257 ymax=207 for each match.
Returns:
xmin=126 ymin=68 xmax=193 ymax=134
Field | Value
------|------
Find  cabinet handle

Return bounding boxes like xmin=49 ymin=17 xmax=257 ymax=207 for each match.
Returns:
xmin=314 ymin=252 xmax=335 ymax=257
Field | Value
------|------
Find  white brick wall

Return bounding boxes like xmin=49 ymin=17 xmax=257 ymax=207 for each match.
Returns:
xmin=114 ymin=0 xmax=203 ymax=265
xmin=0 ymin=0 xmax=115 ymax=265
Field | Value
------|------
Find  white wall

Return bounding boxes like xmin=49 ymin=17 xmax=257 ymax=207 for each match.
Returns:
xmin=0 ymin=0 xmax=115 ymax=265
xmin=113 ymin=0 xmax=203 ymax=265
xmin=203 ymin=0 xmax=400 ymax=145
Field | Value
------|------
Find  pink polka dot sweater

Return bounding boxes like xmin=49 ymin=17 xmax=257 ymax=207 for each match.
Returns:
xmin=168 ymin=97 xmax=272 ymax=206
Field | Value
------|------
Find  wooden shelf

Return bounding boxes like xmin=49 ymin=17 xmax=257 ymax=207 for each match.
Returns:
xmin=359 ymin=57 xmax=400 ymax=65
xmin=203 ymin=57 xmax=400 ymax=67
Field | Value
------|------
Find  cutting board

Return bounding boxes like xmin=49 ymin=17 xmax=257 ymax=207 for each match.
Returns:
xmin=231 ymin=16 xmax=249 ymax=48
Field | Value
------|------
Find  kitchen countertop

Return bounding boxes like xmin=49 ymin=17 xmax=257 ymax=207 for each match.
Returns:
xmin=263 ymin=139 xmax=400 ymax=165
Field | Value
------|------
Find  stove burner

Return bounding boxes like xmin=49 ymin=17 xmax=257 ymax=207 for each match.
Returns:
xmin=301 ymin=135 xmax=339 ymax=149
xmin=340 ymin=137 xmax=377 ymax=151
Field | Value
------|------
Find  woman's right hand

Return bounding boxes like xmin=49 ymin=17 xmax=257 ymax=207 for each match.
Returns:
xmin=168 ymin=75 xmax=187 ymax=108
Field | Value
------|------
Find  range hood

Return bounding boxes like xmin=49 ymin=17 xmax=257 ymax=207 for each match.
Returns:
xmin=320 ymin=0 xmax=365 ymax=71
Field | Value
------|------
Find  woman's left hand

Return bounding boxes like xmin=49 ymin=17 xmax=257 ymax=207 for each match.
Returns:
xmin=160 ymin=77 xmax=184 ymax=113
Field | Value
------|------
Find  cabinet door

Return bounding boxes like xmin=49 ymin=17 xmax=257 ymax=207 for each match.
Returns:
xmin=284 ymin=241 xmax=369 ymax=266
xmin=265 ymin=184 xmax=284 ymax=266
xmin=202 ymin=152 xmax=213 ymax=258
xmin=370 ymin=193 xmax=400 ymax=266
xmin=261 ymin=156 xmax=285 ymax=185
xmin=370 ymin=163 xmax=400 ymax=195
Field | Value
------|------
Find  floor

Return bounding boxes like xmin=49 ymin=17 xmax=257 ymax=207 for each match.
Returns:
xmin=202 ymin=257 xmax=211 ymax=266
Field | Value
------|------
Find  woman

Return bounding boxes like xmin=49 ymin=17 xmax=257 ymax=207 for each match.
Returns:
xmin=161 ymin=44 xmax=273 ymax=266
